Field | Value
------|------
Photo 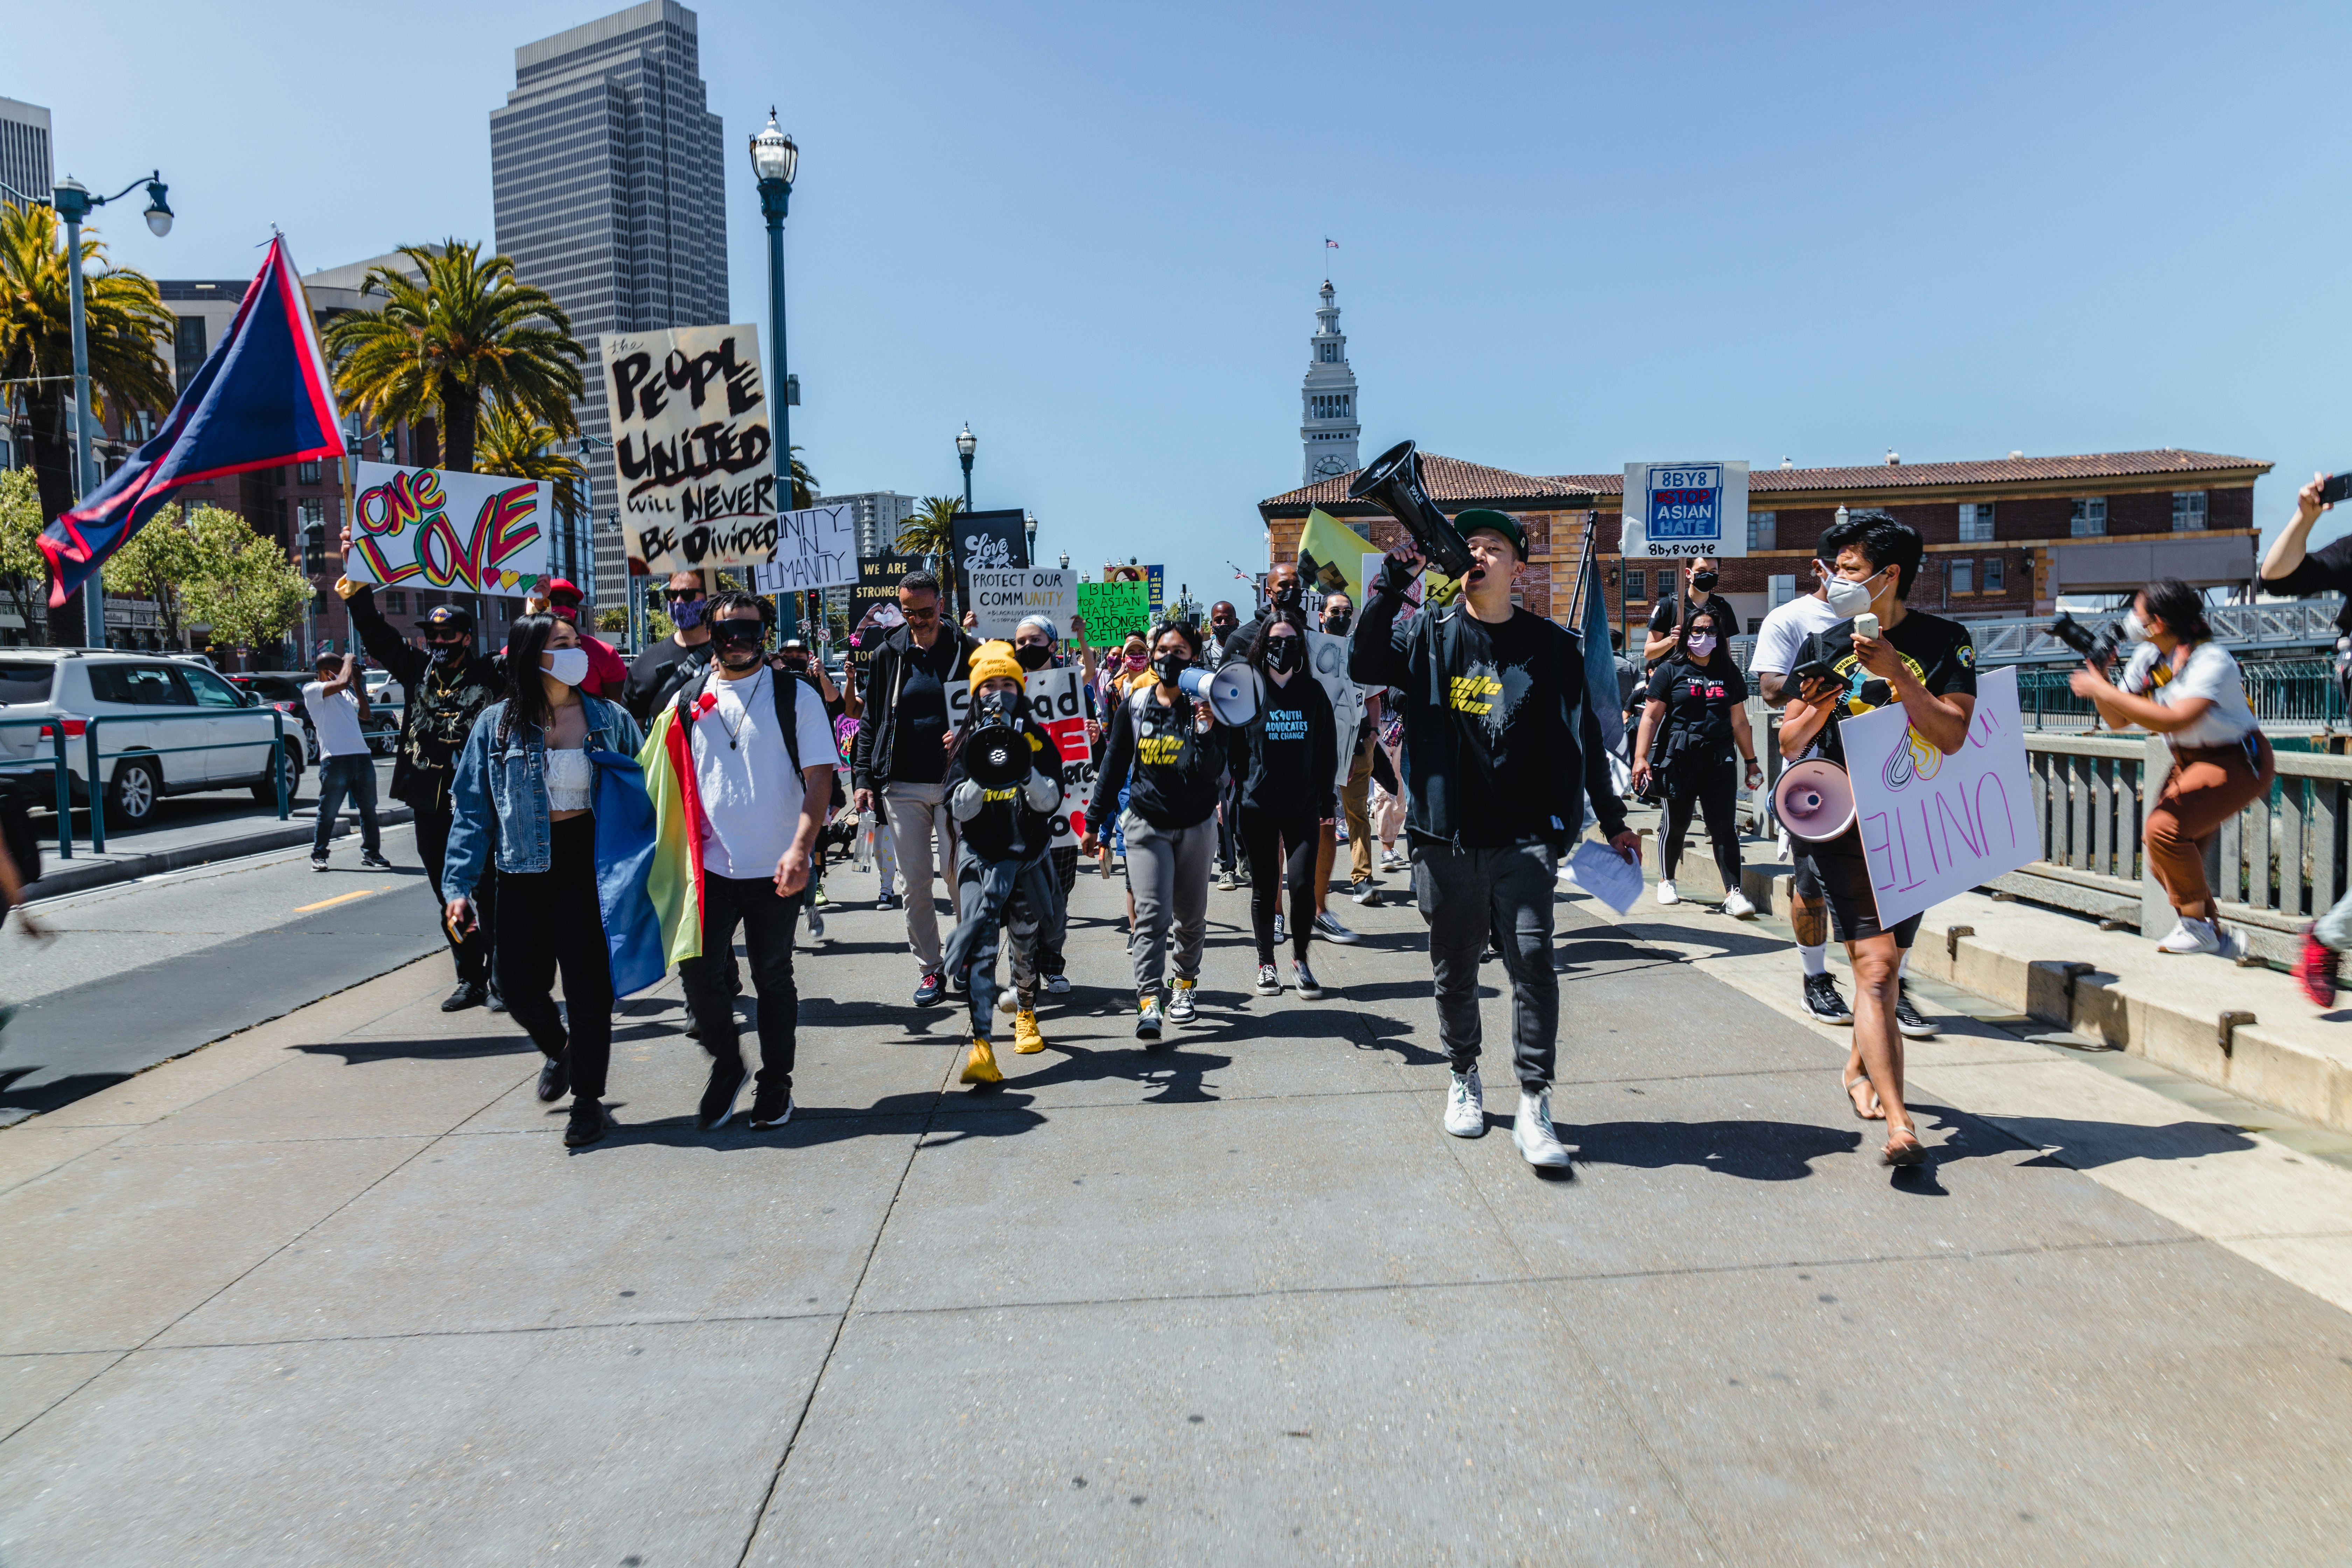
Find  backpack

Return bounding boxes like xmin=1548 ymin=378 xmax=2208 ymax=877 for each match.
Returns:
xmin=674 ymin=664 xmax=847 ymax=811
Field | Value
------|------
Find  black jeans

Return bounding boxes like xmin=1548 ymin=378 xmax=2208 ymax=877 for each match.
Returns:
xmin=680 ymin=873 xmax=805 ymax=1096
xmin=1412 ymin=840 xmax=1560 ymax=1092
xmin=495 ymin=815 xmax=611 ymax=1099
xmin=1215 ymin=772 xmax=1241 ymax=873
xmin=1037 ymin=845 xmax=1080 ymax=976
xmin=1661 ymin=755 xmax=1742 ymax=897
xmin=1238 ymin=803 xmax=1318 ymax=965
xmin=313 ymin=755 xmax=381 ymax=858
xmin=415 ymin=803 xmax=495 ymax=985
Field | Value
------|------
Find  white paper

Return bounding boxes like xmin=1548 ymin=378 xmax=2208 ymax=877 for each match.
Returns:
xmin=1567 ymin=838 xmax=1643 ymax=916
xmin=752 ymin=503 xmax=858 ymax=594
xmin=969 ymin=567 xmax=1077 ymax=639
xmin=602 ymin=322 xmax=777 ymax=573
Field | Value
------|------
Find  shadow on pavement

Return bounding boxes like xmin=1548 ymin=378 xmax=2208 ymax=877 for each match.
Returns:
xmin=1562 ymin=1116 xmax=1862 ymax=1180
xmin=1911 ymin=1101 xmax=2259 ymax=1171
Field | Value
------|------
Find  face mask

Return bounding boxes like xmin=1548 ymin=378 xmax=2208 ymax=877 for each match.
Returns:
xmin=1015 ymin=642 xmax=1052 ymax=671
xmin=1690 ymin=570 xmax=1718 ymax=593
xmin=1123 ymin=650 xmax=1149 ymax=671
xmin=1324 ymin=611 xmax=1351 ymax=635
xmin=1211 ymin=622 xmax=1237 ymax=640
xmin=1153 ymin=651 xmax=1190 ymax=684
xmin=543 ymin=647 xmax=590 ymax=687
xmin=1822 ymin=571 xmax=1876 ymax=618
xmin=1686 ymin=634 xmax=1718 ymax=659
xmin=668 ymin=597 xmax=706 ymax=630
xmin=2123 ymin=609 xmax=2151 ymax=644
xmin=428 ymin=638 xmax=467 ymax=664
xmin=1273 ymin=580 xmax=1303 ymax=611
xmin=1266 ymin=636 xmax=1302 ymax=673
xmin=976 ymin=690 xmax=1016 ymax=723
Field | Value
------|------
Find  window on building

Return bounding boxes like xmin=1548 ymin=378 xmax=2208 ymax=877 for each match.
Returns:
xmin=2172 ymin=491 xmax=2208 ymax=532
xmin=1959 ymin=502 xmax=1996 ymax=542
xmin=1767 ymin=574 xmax=1798 ymax=610
xmin=1949 ymin=560 xmax=1974 ymax=596
xmin=296 ymin=459 xmax=320 ymax=485
xmin=1982 ymin=556 xmax=2004 ymax=593
xmin=1748 ymin=511 xmax=1776 ymax=551
xmin=1625 ymin=568 xmax=1646 ymax=601
xmin=173 ymin=316 xmax=206 ymax=393
xmin=2070 ymin=497 xmax=2107 ymax=537
xmin=383 ymin=590 xmax=406 ymax=614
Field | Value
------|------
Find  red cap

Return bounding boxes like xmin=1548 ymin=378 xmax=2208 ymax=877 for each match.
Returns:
xmin=545 ymin=577 xmax=583 ymax=606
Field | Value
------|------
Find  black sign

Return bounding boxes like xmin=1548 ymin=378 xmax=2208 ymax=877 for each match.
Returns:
xmin=846 ymin=555 xmax=917 ymax=667
xmin=947 ymin=509 xmax=1029 ymax=608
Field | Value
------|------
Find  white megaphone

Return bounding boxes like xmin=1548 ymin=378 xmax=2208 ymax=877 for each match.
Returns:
xmin=1772 ymin=758 xmax=1856 ymax=842
xmin=1177 ymin=664 xmax=1260 ymax=726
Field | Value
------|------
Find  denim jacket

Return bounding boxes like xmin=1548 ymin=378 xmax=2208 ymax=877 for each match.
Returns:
xmin=440 ymin=695 xmax=647 ymax=903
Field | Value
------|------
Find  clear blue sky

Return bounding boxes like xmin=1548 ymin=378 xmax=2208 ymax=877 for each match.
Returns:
xmin=12 ymin=0 xmax=2348 ymax=613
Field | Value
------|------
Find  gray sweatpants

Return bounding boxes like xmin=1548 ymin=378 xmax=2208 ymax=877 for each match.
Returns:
xmin=883 ymin=780 xmax=952 ymax=973
xmin=955 ymin=856 xmax=1043 ymax=1035
xmin=1412 ymin=840 xmax=1561 ymax=1092
xmin=1124 ymin=813 xmax=1215 ymax=999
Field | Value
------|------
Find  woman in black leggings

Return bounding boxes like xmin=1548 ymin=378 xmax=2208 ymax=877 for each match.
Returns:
xmin=1632 ymin=605 xmax=1764 ymax=918
xmin=1232 ymin=611 xmax=1338 ymax=998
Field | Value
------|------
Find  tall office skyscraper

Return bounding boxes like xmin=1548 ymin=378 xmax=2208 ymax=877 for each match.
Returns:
xmin=0 ymin=98 xmax=53 ymax=212
xmin=490 ymin=0 xmax=730 ymax=603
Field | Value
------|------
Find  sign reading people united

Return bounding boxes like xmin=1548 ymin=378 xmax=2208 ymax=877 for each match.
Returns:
xmin=1620 ymin=460 xmax=1749 ymax=559
xmin=345 ymin=462 xmax=551 ymax=590
xmin=602 ymin=323 xmax=776 ymax=574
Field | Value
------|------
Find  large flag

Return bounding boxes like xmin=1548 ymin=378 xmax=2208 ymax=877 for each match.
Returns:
xmin=637 ymin=704 xmax=708 ymax=971
xmin=42 ymin=235 xmax=343 ymax=607
xmin=1296 ymin=507 xmax=1371 ymax=604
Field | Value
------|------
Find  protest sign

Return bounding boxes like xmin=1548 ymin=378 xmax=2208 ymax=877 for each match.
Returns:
xmin=1144 ymin=564 xmax=1165 ymax=613
xmin=1620 ymin=460 xmax=1749 ymax=559
xmin=971 ymin=567 xmax=1077 ymax=639
xmin=1839 ymin=664 xmax=2035 ymax=930
xmin=750 ymin=503 xmax=857 ymax=595
xmin=1306 ymin=628 xmax=1364 ymax=791
xmin=346 ymin=462 xmax=551 ymax=591
xmin=943 ymin=664 xmax=1093 ymax=847
xmin=948 ymin=508 xmax=1028 ymax=606
xmin=602 ymin=322 xmax=776 ymax=574
xmin=1077 ymin=579 xmax=1152 ymax=640
xmin=846 ymin=555 xmax=915 ymax=666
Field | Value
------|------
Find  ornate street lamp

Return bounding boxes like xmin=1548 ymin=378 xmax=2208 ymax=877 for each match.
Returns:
xmin=956 ymin=423 xmax=976 ymax=514
xmin=750 ymin=110 xmax=798 ymax=631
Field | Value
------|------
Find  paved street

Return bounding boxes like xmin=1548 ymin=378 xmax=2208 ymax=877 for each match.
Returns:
xmin=1 ymin=853 xmax=2349 ymax=1564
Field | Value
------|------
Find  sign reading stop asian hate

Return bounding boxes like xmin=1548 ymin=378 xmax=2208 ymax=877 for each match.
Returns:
xmin=1621 ymin=460 xmax=1749 ymax=559
xmin=603 ymin=323 xmax=777 ymax=574
xmin=346 ymin=462 xmax=551 ymax=592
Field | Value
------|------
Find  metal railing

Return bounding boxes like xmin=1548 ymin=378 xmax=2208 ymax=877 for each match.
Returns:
xmin=0 ymin=715 xmax=78 ymax=860
xmin=1964 ymin=597 xmax=2345 ymax=665
xmin=2010 ymin=660 xmax=2349 ymax=730
xmin=81 ymin=709 xmax=288 ymax=854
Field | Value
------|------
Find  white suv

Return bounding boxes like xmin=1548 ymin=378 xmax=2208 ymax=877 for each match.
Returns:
xmin=0 ymin=650 xmax=309 ymax=827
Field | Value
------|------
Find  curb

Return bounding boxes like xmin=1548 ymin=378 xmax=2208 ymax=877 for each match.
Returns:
xmin=21 ymin=806 xmax=418 ymax=903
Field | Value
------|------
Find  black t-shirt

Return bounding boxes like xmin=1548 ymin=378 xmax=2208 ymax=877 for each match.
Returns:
xmin=1240 ymin=676 xmax=1334 ymax=819
xmin=1449 ymin=609 xmax=1560 ymax=847
xmin=1791 ymin=610 xmax=1977 ymax=770
xmin=890 ymin=636 xmax=962 ymax=786
xmin=1652 ymin=655 xmax=1748 ymax=753
xmin=2264 ymin=536 xmax=2352 ymax=632
xmin=1648 ymin=592 xmax=1738 ymax=662
xmin=624 ymin=637 xmax=713 ymax=727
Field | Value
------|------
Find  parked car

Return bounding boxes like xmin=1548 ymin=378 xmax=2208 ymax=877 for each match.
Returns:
xmin=363 ymin=667 xmax=405 ymax=716
xmin=0 ymin=650 xmax=309 ymax=827
xmin=228 ymin=672 xmax=399 ymax=757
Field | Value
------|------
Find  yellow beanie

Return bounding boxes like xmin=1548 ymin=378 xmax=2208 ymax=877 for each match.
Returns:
xmin=967 ymin=639 xmax=1024 ymax=691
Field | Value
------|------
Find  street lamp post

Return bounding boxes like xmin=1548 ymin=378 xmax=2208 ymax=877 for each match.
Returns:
xmin=3 ymin=169 xmax=173 ymax=647
xmin=1023 ymin=510 xmax=1037 ymax=566
xmin=957 ymin=424 xmax=975 ymax=516
xmin=750 ymin=110 xmax=799 ymax=636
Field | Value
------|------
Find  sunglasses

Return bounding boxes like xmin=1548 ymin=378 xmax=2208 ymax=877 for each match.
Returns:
xmin=900 ymin=604 xmax=939 ymax=621
xmin=664 ymin=590 xmax=704 ymax=604
xmin=709 ymin=617 xmax=766 ymax=644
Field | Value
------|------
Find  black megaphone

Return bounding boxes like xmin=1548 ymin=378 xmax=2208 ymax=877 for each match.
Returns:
xmin=962 ymin=720 xmax=1030 ymax=788
xmin=1348 ymin=439 xmax=1474 ymax=580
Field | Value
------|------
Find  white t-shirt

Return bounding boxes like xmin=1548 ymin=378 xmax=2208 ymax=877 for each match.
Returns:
xmin=2122 ymin=640 xmax=2259 ymax=748
xmin=302 ymin=680 xmax=368 ymax=758
xmin=1748 ymin=593 xmax=1842 ymax=677
xmin=690 ymin=667 xmax=841 ymax=880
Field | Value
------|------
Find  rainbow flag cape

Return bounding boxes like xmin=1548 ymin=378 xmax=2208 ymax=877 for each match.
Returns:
xmin=637 ymin=706 xmax=707 ymax=968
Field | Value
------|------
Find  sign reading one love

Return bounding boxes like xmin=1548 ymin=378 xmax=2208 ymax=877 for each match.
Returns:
xmin=1837 ymin=664 xmax=2037 ymax=930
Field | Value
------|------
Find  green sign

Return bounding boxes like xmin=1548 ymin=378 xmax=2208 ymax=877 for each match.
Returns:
xmin=1077 ymin=579 xmax=1152 ymax=640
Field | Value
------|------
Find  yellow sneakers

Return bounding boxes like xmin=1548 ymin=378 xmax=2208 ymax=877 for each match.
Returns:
xmin=1014 ymin=1009 xmax=1046 ymax=1054
xmin=960 ymin=1035 xmax=1003 ymax=1084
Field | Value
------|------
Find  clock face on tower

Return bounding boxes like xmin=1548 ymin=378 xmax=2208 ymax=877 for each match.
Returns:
xmin=1311 ymin=454 xmax=1349 ymax=478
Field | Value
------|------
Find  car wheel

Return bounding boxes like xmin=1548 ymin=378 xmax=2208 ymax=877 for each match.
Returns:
xmin=250 ymin=741 xmax=301 ymax=805
xmin=105 ymin=756 xmax=162 ymax=828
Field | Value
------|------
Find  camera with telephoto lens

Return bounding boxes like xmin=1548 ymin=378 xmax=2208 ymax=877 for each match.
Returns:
xmin=2050 ymin=611 xmax=2122 ymax=668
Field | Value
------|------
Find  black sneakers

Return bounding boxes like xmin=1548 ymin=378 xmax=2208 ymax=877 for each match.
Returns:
xmin=564 ymin=1098 xmax=609 ymax=1148
xmin=1893 ymin=983 xmax=1936 ymax=1039
xmin=535 ymin=1050 xmax=570 ymax=1103
xmin=748 ymin=1088 xmax=793 ymax=1129
xmin=359 ymin=851 xmax=393 ymax=870
xmin=485 ymin=986 xmax=507 ymax=1015
xmin=1802 ymin=972 xmax=1852 ymax=1025
xmin=912 ymin=971 xmax=947 ymax=1007
xmin=441 ymin=981 xmax=487 ymax=1013
xmin=696 ymin=1057 xmax=747 ymax=1131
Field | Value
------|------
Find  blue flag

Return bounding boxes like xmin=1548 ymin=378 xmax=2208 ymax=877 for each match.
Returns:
xmin=1577 ymin=527 xmax=1623 ymax=752
xmin=43 ymin=236 xmax=343 ymax=606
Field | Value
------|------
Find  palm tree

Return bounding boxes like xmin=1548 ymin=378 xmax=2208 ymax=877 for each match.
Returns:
xmin=0 ymin=202 xmax=175 ymax=526
xmin=474 ymin=398 xmax=586 ymax=520
xmin=896 ymin=494 xmax=964 ymax=615
xmin=787 ymin=444 xmax=818 ymax=511
xmin=320 ymin=240 xmax=584 ymax=476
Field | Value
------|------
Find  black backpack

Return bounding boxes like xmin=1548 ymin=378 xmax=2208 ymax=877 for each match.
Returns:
xmin=673 ymin=665 xmax=845 ymax=809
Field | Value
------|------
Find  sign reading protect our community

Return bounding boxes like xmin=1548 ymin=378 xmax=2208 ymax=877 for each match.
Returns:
xmin=1620 ymin=461 xmax=1749 ymax=559
xmin=345 ymin=463 xmax=551 ymax=590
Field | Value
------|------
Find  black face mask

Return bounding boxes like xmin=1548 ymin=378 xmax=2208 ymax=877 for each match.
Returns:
xmin=975 ymin=691 xmax=1016 ymax=724
xmin=1152 ymin=652 xmax=1190 ymax=685
xmin=1014 ymin=642 xmax=1052 ymax=671
xmin=1211 ymin=621 xmax=1237 ymax=640
xmin=428 ymin=639 xmax=467 ymax=664
xmin=1265 ymin=636 xmax=1302 ymax=674
xmin=1690 ymin=570 xmax=1719 ymax=593
xmin=1273 ymin=580 xmax=1303 ymax=612
xmin=1324 ymin=611 xmax=1351 ymax=635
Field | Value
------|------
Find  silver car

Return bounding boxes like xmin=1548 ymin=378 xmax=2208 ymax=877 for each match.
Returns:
xmin=0 ymin=650 xmax=309 ymax=827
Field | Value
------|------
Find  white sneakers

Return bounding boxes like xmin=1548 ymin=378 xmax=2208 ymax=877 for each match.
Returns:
xmin=1444 ymin=1069 xmax=1486 ymax=1137
xmin=2157 ymin=917 xmax=2238 ymax=957
xmin=1512 ymin=1091 xmax=1570 ymax=1169
xmin=1656 ymin=879 xmax=1680 ymax=906
xmin=1721 ymin=887 xmax=1756 ymax=919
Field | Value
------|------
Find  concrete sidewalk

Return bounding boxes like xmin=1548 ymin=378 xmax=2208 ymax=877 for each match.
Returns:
xmin=2 ymin=860 xmax=2349 ymax=1563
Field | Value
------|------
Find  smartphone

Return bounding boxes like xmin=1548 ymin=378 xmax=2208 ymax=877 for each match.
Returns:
xmin=1854 ymin=612 xmax=1880 ymax=640
xmin=2321 ymin=472 xmax=2352 ymax=506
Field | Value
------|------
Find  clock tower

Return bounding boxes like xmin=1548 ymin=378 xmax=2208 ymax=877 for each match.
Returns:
xmin=1300 ymin=280 xmax=1360 ymax=485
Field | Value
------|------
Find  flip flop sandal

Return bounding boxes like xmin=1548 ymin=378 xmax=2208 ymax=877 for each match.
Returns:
xmin=1844 ymin=1073 xmax=1882 ymax=1120
xmin=1881 ymin=1126 xmax=1929 ymax=1167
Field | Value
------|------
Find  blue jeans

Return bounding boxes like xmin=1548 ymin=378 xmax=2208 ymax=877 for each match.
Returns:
xmin=313 ymin=754 xmax=381 ymax=858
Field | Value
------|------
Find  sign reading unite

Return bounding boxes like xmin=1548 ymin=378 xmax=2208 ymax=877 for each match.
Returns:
xmin=603 ymin=323 xmax=777 ymax=574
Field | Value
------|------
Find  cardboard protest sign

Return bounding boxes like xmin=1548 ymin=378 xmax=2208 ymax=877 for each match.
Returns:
xmin=750 ymin=503 xmax=857 ymax=595
xmin=346 ymin=462 xmax=551 ymax=591
xmin=1620 ymin=460 xmax=1750 ymax=559
xmin=943 ymin=664 xmax=1093 ymax=848
xmin=1076 ymin=579 xmax=1151 ymax=640
xmin=948 ymin=508 xmax=1028 ymax=606
xmin=846 ymin=555 xmax=916 ymax=667
xmin=971 ymin=567 xmax=1077 ymax=639
xmin=1306 ymin=628 xmax=1364 ymax=791
xmin=1839 ymin=664 xmax=2036 ymax=930
xmin=602 ymin=323 xmax=776 ymax=574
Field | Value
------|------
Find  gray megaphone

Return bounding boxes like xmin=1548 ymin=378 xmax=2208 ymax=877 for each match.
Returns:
xmin=1177 ymin=664 xmax=1260 ymax=726
xmin=1772 ymin=758 xmax=1856 ymax=842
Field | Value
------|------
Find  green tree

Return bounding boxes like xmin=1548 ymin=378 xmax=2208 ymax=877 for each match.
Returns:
xmin=787 ymin=445 xmax=818 ymax=511
xmin=100 ymin=500 xmax=202 ymax=649
xmin=0 ymin=468 xmax=51 ymax=643
xmin=474 ymin=398 xmax=586 ymax=519
xmin=896 ymin=495 xmax=964 ymax=616
xmin=180 ymin=504 xmax=314 ymax=651
xmin=320 ymin=240 xmax=584 ymax=476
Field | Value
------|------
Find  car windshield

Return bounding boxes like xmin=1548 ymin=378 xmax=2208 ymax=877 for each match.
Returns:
xmin=0 ymin=663 xmax=54 ymax=705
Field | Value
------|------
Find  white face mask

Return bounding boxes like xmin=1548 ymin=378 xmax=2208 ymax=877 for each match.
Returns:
xmin=1821 ymin=568 xmax=1879 ymax=618
xmin=542 ymin=646 xmax=590 ymax=687
xmin=2122 ymin=609 xmax=2152 ymax=644
xmin=1686 ymin=634 xmax=1718 ymax=659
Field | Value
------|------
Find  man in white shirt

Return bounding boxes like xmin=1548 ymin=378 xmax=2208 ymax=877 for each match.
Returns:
xmin=677 ymin=591 xmax=841 ymax=1133
xmin=304 ymin=651 xmax=391 ymax=873
xmin=1748 ymin=531 xmax=1851 ymax=1026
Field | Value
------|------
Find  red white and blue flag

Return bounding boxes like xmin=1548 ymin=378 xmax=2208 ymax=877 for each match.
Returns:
xmin=42 ymin=235 xmax=344 ymax=607
xmin=1325 ymin=238 xmax=1339 ymax=249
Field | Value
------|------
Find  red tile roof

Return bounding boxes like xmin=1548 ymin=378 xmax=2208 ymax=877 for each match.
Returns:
xmin=1546 ymin=448 xmax=2268 ymax=498
xmin=1261 ymin=453 xmax=1596 ymax=514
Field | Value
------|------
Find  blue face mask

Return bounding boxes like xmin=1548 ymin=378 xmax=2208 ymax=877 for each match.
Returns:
xmin=669 ymin=597 xmax=707 ymax=630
